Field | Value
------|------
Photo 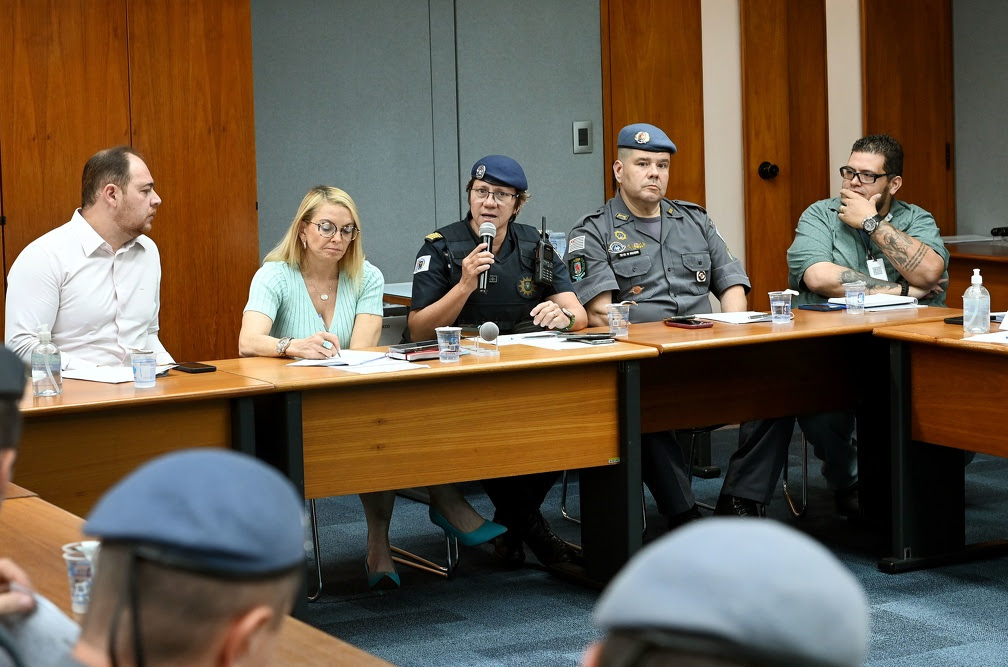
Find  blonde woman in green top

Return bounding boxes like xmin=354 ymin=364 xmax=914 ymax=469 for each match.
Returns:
xmin=240 ymin=186 xmax=504 ymax=589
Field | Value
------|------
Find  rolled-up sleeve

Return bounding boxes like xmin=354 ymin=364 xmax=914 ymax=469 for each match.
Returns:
xmin=568 ymin=220 xmax=619 ymax=305
xmin=787 ymin=201 xmax=840 ymax=291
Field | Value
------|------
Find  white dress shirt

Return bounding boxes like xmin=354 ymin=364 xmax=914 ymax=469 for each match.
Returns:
xmin=5 ymin=210 xmax=174 ymax=369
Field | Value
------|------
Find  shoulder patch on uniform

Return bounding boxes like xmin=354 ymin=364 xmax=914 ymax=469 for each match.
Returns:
xmin=425 ymin=231 xmax=443 ymax=241
xmin=568 ymin=255 xmax=586 ymax=282
xmin=568 ymin=235 xmax=586 ymax=253
xmin=413 ymin=255 xmax=431 ymax=274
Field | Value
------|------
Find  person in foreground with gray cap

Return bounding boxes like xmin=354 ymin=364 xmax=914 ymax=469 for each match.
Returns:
xmin=70 ymin=449 xmax=306 ymax=667
xmin=0 ymin=346 xmax=80 ymax=667
xmin=583 ymin=519 xmax=869 ymax=667
xmin=568 ymin=123 xmax=751 ymax=529
xmin=408 ymin=155 xmax=588 ymax=573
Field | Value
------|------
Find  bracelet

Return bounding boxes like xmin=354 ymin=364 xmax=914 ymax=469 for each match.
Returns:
xmin=898 ymin=280 xmax=909 ymax=297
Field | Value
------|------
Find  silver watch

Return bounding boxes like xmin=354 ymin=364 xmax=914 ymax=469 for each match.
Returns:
xmin=276 ymin=336 xmax=293 ymax=357
xmin=862 ymin=214 xmax=882 ymax=235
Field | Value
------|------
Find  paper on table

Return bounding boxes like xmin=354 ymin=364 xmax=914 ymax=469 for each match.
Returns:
xmin=827 ymin=294 xmax=918 ymax=309
xmin=962 ymin=330 xmax=1008 ymax=344
xmin=286 ymin=350 xmax=387 ymax=367
xmin=696 ymin=311 xmax=772 ymax=324
xmin=63 ymin=365 xmax=174 ymax=384
xmin=338 ymin=358 xmax=427 ymax=374
xmin=496 ymin=332 xmax=607 ymax=349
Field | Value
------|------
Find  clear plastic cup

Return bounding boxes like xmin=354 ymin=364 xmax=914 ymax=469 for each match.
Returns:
xmin=606 ymin=303 xmax=631 ymax=338
xmin=768 ymin=291 xmax=792 ymax=323
xmin=435 ymin=327 xmax=462 ymax=363
xmin=61 ymin=543 xmax=94 ymax=615
xmin=131 ymin=349 xmax=157 ymax=388
xmin=843 ymin=281 xmax=867 ymax=314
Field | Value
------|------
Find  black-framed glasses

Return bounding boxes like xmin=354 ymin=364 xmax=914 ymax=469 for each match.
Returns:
xmin=839 ymin=166 xmax=891 ymax=184
xmin=309 ymin=221 xmax=358 ymax=241
xmin=470 ymin=187 xmax=518 ymax=204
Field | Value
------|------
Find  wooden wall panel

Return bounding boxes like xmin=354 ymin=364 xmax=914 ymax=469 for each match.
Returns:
xmin=127 ymin=0 xmax=259 ymax=362
xmin=863 ymin=0 xmax=955 ymax=235
xmin=601 ymin=0 xmax=705 ymax=205
xmin=0 ymin=0 xmax=130 ymax=305
xmin=741 ymin=0 xmax=829 ymax=310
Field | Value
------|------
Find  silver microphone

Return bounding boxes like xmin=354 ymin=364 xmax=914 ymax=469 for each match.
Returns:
xmin=478 ymin=321 xmax=499 ymax=343
xmin=477 ymin=222 xmax=497 ymax=293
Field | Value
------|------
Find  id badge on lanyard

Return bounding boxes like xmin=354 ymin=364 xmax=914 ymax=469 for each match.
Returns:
xmin=862 ymin=212 xmax=893 ymax=281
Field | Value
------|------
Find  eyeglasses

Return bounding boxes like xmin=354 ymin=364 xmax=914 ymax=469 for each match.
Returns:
xmin=470 ymin=187 xmax=519 ymax=204
xmin=839 ymin=166 xmax=891 ymax=184
xmin=309 ymin=221 xmax=358 ymax=241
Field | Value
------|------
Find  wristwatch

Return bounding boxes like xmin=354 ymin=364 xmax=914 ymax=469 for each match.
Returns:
xmin=276 ymin=336 xmax=293 ymax=357
xmin=861 ymin=214 xmax=883 ymax=235
xmin=560 ymin=307 xmax=576 ymax=332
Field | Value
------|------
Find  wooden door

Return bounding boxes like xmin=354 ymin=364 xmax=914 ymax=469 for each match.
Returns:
xmin=127 ymin=0 xmax=260 ymax=361
xmin=601 ymin=0 xmax=705 ymax=205
xmin=862 ymin=0 xmax=955 ymax=235
xmin=741 ymin=0 xmax=830 ymax=310
xmin=0 ymin=0 xmax=131 ymax=304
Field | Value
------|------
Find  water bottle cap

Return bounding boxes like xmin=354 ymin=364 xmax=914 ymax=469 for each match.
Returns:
xmin=972 ymin=268 xmax=983 ymax=285
xmin=38 ymin=326 xmax=51 ymax=343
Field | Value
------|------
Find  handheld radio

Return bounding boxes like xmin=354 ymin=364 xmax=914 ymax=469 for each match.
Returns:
xmin=534 ymin=216 xmax=554 ymax=287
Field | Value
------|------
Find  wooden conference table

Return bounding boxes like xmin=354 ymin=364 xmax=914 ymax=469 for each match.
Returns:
xmin=0 ymin=492 xmax=391 ymax=665
xmin=874 ymin=319 xmax=1008 ymax=572
xmin=14 ymin=369 xmax=275 ymax=517
xmin=618 ymin=306 xmax=955 ymax=527
xmin=214 ymin=341 xmax=655 ymax=583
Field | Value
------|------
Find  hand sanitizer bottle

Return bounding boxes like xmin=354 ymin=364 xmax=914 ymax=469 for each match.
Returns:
xmin=963 ymin=268 xmax=991 ymax=335
xmin=31 ymin=326 xmax=62 ymax=396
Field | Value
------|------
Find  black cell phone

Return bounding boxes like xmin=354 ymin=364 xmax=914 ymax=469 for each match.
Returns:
xmin=663 ymin=318 xmax=714 ymax=329
xmin=557 ymin=332 xmax=613 ymax=341
xmin=798 ymin=303 xmax=845 ymax=311
xmin=175 ymin=362 xmax=216 ymax=373
xmin=943 ymin=315 xmax=1003 ymax=325
xmin=534 ymin=216 xmax=555 ymax=287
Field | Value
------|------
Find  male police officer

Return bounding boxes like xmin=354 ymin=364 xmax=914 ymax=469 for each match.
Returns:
xmin=569 ymin=123 xmax=750 ymax=527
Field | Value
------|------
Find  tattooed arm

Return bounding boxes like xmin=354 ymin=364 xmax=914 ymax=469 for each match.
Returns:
xmin=802 ymin=263 xmax=941 ymax=299
xmin=869 ymin=222 xmax=945 ymax=286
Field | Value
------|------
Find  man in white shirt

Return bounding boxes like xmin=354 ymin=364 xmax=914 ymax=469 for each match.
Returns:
xmin=5 ymin=146 xmax=174 ymax=368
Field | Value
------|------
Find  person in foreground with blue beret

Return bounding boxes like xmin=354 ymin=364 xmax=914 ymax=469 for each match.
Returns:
xmin=568 ymin=124 xmax=751 ymax=529
xmin=407 ymin=155 xmax=588 ymax=573
xmin=582 ymin=519 xmax=869 ymax=666
xmin=70 ymin=449 xmax=306 ymax=667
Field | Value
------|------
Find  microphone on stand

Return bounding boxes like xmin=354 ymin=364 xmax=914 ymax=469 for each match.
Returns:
xmin=477 ymin=222 xmax=497 ymax=294
xmin=478 ymin=321 xmax=499 ymax=343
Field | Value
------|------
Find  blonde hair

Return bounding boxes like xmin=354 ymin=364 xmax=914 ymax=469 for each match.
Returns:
xmin=263 ymin=185 xmax=365 ymax=283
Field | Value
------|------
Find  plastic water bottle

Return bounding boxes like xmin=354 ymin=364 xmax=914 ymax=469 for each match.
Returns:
xmin=31 ymin=326 xmax=62 ymax=396
xmin=963 ymin=268 xmax=991 ymax=335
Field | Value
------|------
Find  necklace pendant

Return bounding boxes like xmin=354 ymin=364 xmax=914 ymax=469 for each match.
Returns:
xmin=320 ymin=294 xmax=329 ymax=301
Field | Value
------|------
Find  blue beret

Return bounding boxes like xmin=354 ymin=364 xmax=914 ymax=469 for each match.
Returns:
xmin=0 ymin=347 xmax=25 ymax=400
xmin=85 ymin=449 xmax=306 ymax=576
xmin=595 ymin=519 xmax=868 ymax=666
xmin=616 ymin=123 xmax=677 ymax=154
xmin=471 ymin=155 xmax=527 ymax=191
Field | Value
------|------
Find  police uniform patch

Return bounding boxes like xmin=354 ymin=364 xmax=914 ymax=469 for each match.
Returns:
xmin=568 ymin=235 xmax=586 ymax=253
xmin=568 ymin=255 xmax=586 ymax=282
xmin=517 ymin=276 xmax=536 ymax=298
xmin=615 ymin=213 xmax=630 ymax=221
xmin=425 ymin=231 xmax=443 ymax=241
xmin=634 ymin=131 xmax=650 ymax=145
xmin=614 ymin=229 xmax=627 ymax=240
xmin=696 ymin=270 xmax=707 ymax=283
xmin=475 ymin=164 xmax=486 ymax=179
xmin=414 ymin=255 xmax=431 ymax=274
xmin=608 ymin=241 xmax=626 ymax=254
xmin=617 ymin=249 xmax=641 ymax=259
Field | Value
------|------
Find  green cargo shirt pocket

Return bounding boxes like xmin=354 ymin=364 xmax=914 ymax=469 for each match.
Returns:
xmin=681 ymin=252 xmax=711 ymax=295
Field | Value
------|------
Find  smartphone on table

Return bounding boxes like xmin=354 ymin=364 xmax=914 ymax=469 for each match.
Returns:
xmin=663 ymin=316 xmax=714 ymax=329
xmin=174 ymin=362 xmax=217 ymax=373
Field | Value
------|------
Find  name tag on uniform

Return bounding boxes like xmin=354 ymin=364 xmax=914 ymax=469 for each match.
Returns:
xmin=617 ymin=249 xmax=640 ymax=259
xmin=866 ymin=258 xmax=888 ymax=281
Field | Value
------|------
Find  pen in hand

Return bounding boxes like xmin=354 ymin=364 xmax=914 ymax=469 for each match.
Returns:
xmin=318 ymin=314 xmax=341 ymax=358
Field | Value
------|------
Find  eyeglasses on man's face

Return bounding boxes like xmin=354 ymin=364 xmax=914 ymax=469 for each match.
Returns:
xmin=470 ymin=187 xmax=519 ymax=204
xmin=839 ymin=166 xmax=890 ymax=185
xmin=309 ymin=221 xmax=358 ymax=241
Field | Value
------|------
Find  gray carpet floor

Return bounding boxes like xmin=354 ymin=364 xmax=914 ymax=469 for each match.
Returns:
xmin=304 ymin=426 xmax=1008 ymax=666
